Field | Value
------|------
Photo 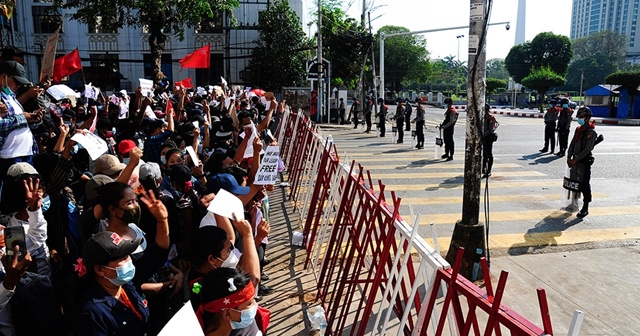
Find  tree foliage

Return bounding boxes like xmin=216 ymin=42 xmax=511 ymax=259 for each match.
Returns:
xmin=505 ymin=32 xmax=573 ymax=83
xmin=375 ymin=25 xmax=430 ymax=92
xmin=248 ymin=0 xmax=313 ymax=90
xmin=521 ymin=67 xmax=566 ymax=111
xmin=486 ymin=78 xmax=507 ymax=95
xmin=57 ymin=0 xmax=240 ymax=79
xmin=606 ymin=71 xmax=640 ymax=117
xmin=572 ymin=30 xmax=628 ymax=67
xmin=486 ymin=58 xmax=509 ymax=80
xmin=320 ymin=5 xmax=370 ymax=89
xmin=565 ymin=54 xmax=617 ymax=91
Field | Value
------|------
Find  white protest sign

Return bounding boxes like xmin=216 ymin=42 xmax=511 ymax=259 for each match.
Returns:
xmin=158 ymin=301 xmax=204 ymax=336
xmin=207 ymin=189 xmax=245 ymax=221
xmin=254 ymin=146 xmax=280 ymax=185
xmin=139 ymin=78 xmax=154 ymax=97
xmin=243 ymin=123 xmax=258 ymax=158
xmin=40 ymin=28 xmax=60 ymax=82
xmin=84 ymin=83 xmax=96 ymax=100
xmin=71 ymin=132 xmax=108 ymax=161
xmin=196 ymin=87 xmax=207 ymax=96
xmin=47 ymin=84 xmax=76 ymax=101
xmin=220 ymin=76 xmax=227 ymax=86
xmin=118 ymin=100 xmax=128 ymax=120
xmin=265 ymin=101 xmax=271 ymax=111
xmin=185 ymin=146 xmax=200 ymax=167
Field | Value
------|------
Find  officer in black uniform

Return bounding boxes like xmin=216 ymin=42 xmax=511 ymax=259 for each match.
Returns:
xmin=556 ymin=98 xmax=573 ymax=156
xmin=404 ymin=100 xmax=412 ymax=131
xmin=482 ymin=103 xmax=498 ymax=178
xmin=376 ymin=98 xmax=387 ymax=137
xmin=540 ymin=100 xmax=559 ymax=153
xmin=567 ymin=107 xmax=597 ymax=218
xmin=438 ymin=97 xmax=458 ymax=161
xmin=394 ymin=100 xmax=404 ymax=143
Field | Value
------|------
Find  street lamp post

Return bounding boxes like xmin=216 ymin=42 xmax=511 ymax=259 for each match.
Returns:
xmin=456 ymin=34 xmax=464 ymax=61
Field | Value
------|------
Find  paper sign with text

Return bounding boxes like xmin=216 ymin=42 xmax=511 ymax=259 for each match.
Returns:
xmin=139 ymin=78 xmax=154 ymax=97
xmin=207 ymin=189 xmax=245 ymax=221
xmin=71 ymin=132 xmax=108 ymax=161
xmin=40 ymin=28 xmax=60 ymax=82
xmin=253 ymin=146 xmax=280 ymax=185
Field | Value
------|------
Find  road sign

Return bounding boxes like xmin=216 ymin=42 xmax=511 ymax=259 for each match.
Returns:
xmin=307 ymin=57 xmax=331 ymax=80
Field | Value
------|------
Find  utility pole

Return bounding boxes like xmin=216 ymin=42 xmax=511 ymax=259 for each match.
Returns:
xmin=317 ymin=0 xmax=323 ymax=123
xmin=360 ymin=0 xmax=367 ymax=112
xmin=368 ymin=12 xmax=379 ymax=117
xmin=445 ymin=0 xmax=490 ymax=279
xmin=579 ymin=69 xmax=584 ymax=106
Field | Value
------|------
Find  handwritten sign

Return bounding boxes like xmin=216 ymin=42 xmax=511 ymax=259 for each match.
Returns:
xmin=40 ymin=28 xmax=59 ymax=82
xmin=139 ymin=78 xmax=154 ymax=97
xmin=71 ymin=132 xmax=108 ymax=161
xmin=158 ymin=301 xmax=204 ymax=336
xmin=253 ymin=146 xmax=280 ymax=185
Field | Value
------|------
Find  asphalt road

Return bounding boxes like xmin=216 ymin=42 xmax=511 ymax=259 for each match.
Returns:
xmin=322 ymin=105 xmax=640 ymax=256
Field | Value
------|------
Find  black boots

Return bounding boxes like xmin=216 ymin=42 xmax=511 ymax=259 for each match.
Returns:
xmin=577 ymin=202 xmax=589 ymax=218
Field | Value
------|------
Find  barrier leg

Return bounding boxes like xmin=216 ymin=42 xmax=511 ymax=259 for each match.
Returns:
xmin=567 ymin=310 xmax=585 ymax=336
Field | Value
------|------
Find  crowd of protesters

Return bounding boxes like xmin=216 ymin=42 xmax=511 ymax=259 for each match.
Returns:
xmin=0 ymin=46 xmax=284 ymax=335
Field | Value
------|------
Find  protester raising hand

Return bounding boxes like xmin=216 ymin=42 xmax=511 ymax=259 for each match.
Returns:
xmin=140 ymin=189 xmax=168 ymax=222
xmin=23 ymin=177 xmax=42 ymax=211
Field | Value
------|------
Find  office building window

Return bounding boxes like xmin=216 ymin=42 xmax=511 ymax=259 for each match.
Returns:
xmin=32 ymin=6 xmax=62 ymax=33
xmin=88 ymin=16 xmax=117 ymax=34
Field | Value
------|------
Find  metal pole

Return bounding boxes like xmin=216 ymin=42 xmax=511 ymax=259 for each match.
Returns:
xmin=369 ymin=12 xmax=379 ymax=117
xmin=445 ymin=0 xmax=489 ymax=279
xmin=379 ymin=34 xmax=385 ymax=103
xmin=579 ymin=69 xmax=584 ymax=107
xmin=317 ymin=0 xmax=323 ymax=123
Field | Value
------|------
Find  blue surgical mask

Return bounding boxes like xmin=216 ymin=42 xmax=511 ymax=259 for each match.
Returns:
xmin=577 ymin=118 xmax=585 ymax=126
xmin=123 ymin=157 xmax=130 ymax=165
xmin=230 ymin=303 xmax=258 ymax=329
xmin=548 ymin=104 xmax=554 ymax=109
xmin=103 ymin=259 xmax=136 ymax=286
xmin=562 ymin=104 xmax=569 ymax=109
xmin=160 ymin=156 xmax=167 ymax=165
xmin=71 ymin=145 xmax=79 ymax=154
xmin=41 ymin=195 xmax=51 ymax=213
xmin=2 ymin=86 xmax=12 ymax=95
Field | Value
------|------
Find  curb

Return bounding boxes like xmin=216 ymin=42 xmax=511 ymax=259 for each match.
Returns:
xmin=488 ymin=110 xmax=640 ymax=126
xmin=490 ymin=110 xmax=544 ymax=118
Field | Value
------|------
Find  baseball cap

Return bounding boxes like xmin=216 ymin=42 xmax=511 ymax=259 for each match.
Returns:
xmin=85 ymin=175 xmax=115 ymax=202
xmin=7 ymin=162 xmax=38 ymax=177
xmin=139 ymin=162 xmax=162 ymax=181
xmin=117 ymin=140 xmax=136 ymax=155
xmin=210 ymin=173 xmax=250 ymax=195
xmin=94 ymin=154 xmax=126 ymax=176
xmin=167 ymin=164 xmax=192 ymax=184
xmin=82 ymin=231 xmax=142 ymax=270
xmin=0 ymin=61 xmax=31 ymax=86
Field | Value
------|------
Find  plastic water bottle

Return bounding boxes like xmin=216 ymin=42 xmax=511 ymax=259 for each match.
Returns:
xmin=471 ymin=248 xmax=483 ymax=281
xmin=307 ymin=306 xmax=328 ymax=335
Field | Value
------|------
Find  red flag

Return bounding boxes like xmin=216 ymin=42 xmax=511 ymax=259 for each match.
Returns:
xmin=174 ymin=78 xmax=193 ymax=89
xmin=52 ymin=49 xmax=82 ymax=83
xmin=179 ymin=45 xmax=210 ymax=70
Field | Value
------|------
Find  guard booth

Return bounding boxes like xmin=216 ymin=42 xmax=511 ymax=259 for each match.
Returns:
xmin=584 ymin=85 xmax=617 ymax=118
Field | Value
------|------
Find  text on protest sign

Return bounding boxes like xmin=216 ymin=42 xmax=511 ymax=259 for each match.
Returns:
xmin=254 ymin=146 xmax=280 ymax=185
xmin=70 ymin=132 xmax=108 ymax=161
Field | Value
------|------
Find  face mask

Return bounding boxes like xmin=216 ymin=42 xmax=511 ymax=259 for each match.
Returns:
xmin=118 ymin=205 xmax=141 ymax=224
xmin=64 ymin=121 xmax=72 ymax=127
xmin=577 ymin=118 xmax=585 ymax=126
xmin=123 ymin=157 xmax=130 ymax=165
xmin=103 ymin=259 xmax=136 ymax=286
xmin=1 ymin=86 xmax=12 ymax=95
xmin=41 ymin=195 xmax=51 ymax=213
xmin=218 ymin=249 xmax=240 ymax=269
xmin=230 ymin=303 xmax=258 ymax=330
xmin=562 ymin=104 xmax=569 ymax=109
xmin=160 ymin=156 xmax=167 ymax=165
xmin=71 ymin=145 xmax=79 ymax=154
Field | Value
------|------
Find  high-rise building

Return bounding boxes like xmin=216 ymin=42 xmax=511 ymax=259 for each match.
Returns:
xmin=515 ymin=0 xmax=526 ymax=45
xmin=570 ymin=0 xmax=640 ymax=63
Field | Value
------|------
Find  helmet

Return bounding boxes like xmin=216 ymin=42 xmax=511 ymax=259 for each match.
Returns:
xmin=444 ymin=97 xmax=453 ymax=105
xmin=377 ymin=98 xmax=384 ymax=104
xmin=576 ymin=107 xmax=592 ymax=118
xmin=560 ymin=98 xmax=570 ymax=105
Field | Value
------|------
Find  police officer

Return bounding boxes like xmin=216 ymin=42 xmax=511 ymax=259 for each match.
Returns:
xmin=540 ymin=100 xmax=559 ymax=153
xmin=404 ymin=99 xmax=412 ymax=131
xmin=567 ymin=107 xmax=597 ymax=218
xmin=438 ymin=97 xmax=458 ymax=161
xmin=482 ymin=103 xmax=498 ymax=178
xmin=412 ymin=101 xmax=425 ymax=149
xmin=376 ymin=98 xmax=387 ymax=137
xmin=364 ymin=97 xmax=373 ymax=133
xmin=349 ymin=99 xmax=360 ymax=129
xmin=394 ymin=100 xmax=404 ymax=143
xmin=556 ymin=98 xmax=573 ymax=156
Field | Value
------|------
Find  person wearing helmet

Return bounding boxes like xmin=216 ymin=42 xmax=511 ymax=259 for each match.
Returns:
xmin=376 ymin=98 xmax=387 ymax=137
xmin=556 ymin=98 xmax=573 ymax=156
xmin=540 ymin=100 xmax=559 ymax=153
xmin=482 ymin=104 xmax=498 ymax=178
xmin=438 ymin=97 xmax=458 ymax=161
xmin=394 ymin=100 xmax=405 ymax=143
xmin=566 ymin=107 xmax=596 ymax=218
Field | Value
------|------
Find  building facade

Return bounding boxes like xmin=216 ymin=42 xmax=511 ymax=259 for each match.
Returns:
xmin=570 ymin=0 xmax=640 ymax=64
xmin=3 ymin=0 xmax=305 ymax=92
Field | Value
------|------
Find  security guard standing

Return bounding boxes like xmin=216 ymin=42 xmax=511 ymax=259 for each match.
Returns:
xmin=482 ymin=103 xmax=498 ymax=178
xmin=404 ymin=100 xmax=412 ymax=131
xmin=377 ymin=98 xmax=387 ymax=137
xmin=412 ymin=101 xmax=425 ymax=149
xmin=567 ymin=107 xmax=597 ymax=218
xmin=556 ymin=98 xmax=573 ymax=156
xmin=438 ymin=97 xmax=458 ymax=161
xmin=364 ymin=98 xmax=372 ymax=133
xmin=394 ymin=100 xmax=404 ymax=143
xmin=540 ymin=100 xmax=559 ymax=153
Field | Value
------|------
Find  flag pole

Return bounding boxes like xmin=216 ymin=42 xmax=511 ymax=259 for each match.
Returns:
xmin=207 ymin=43 xmax=211 ymax=85
xmin=78 ymin=47 xmax=87 ymax=85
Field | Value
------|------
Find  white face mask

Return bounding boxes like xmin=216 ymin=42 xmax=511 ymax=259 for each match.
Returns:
xmin=217 ymin=249 xmax=240 ymax=269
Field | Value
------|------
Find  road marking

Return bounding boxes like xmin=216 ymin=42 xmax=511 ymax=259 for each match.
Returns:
xmin=405 ymin=206 xmax=640 ymax=225
xmin=401 ymin=192 xmax=607 ymax=205
xmin=370 ymin=171 xmax=546 ymax=179
xmin=351 ymin=163 xmax=522 ymax=170
xmin=384 ymin=180 xmax=568 ymax=190
xmin=425 ymin=226 xmax=640 ymax=253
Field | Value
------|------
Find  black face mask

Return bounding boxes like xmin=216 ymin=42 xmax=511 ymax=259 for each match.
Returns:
xmin=118 ymin=205 xmax=141 ymax=224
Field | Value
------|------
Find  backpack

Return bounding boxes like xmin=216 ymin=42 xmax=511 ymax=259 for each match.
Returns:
xmin=7 ymin=272 xmax=64 ymax=336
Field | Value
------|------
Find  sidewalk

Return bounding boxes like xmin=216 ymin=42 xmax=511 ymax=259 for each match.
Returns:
xmin=486 ymin=107 xmax=640 ymax=126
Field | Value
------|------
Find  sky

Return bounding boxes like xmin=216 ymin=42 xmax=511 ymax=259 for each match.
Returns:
xmin=310 ymin=0 xmax=573 ymax=62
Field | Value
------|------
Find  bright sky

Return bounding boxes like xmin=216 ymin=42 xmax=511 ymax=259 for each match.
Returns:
xmin=336 ymin=0 xmax=572 ymax=62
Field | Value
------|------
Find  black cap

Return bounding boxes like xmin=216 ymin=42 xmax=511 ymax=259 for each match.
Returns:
xmin=577 ymin=107 xmax=592 ymax=118
xmin=167 ymin=164 xmax=192 ymax=184
xmin=0 ymin=61 xmax=31 ymax=86
xmin=82 ymin=231 xmax=142 ymax=269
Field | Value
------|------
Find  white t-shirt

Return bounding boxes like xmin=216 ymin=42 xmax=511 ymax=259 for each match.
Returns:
xmin=0 ymin=96 xmax=33 ymax=158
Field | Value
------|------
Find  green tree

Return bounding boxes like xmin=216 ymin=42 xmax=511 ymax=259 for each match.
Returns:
xmin=505 ymin=42 xmax=532 ymax=83
xmin=486 ymin=78 xmax=507 ymax=96
xmin=565 ymin=54 xmax=617 ymax=91
xmin=572 ymin=30 xmax=627 ymax=67
xmin=529 ymin=32 xmax=573 ymax=76
xmin=606 ymin=71 xmax=640 ymax=118
xmin=248 ymin=0 xmax=313 ymax=90
xmin=521 ymin=67 xmax=566 ymax=112
xmin=486 ymin=58 xmax=509 ymax=80
xmin=57 ymin=0 xmax=240 ymax=79
xmin=375 ymin=25 xmax=430 ymax=92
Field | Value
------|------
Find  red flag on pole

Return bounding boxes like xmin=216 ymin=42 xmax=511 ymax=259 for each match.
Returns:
xmin=52 ymin=48 xmax=82 ymax=83
xmin=174 ymin=78 xmax=193 ymax=89
xmin=179 ymin=45 xmax=210 ymax=70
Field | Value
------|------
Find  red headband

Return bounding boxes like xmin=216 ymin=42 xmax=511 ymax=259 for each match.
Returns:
xmin=196 ymin=281 xmax=256 ymax=328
